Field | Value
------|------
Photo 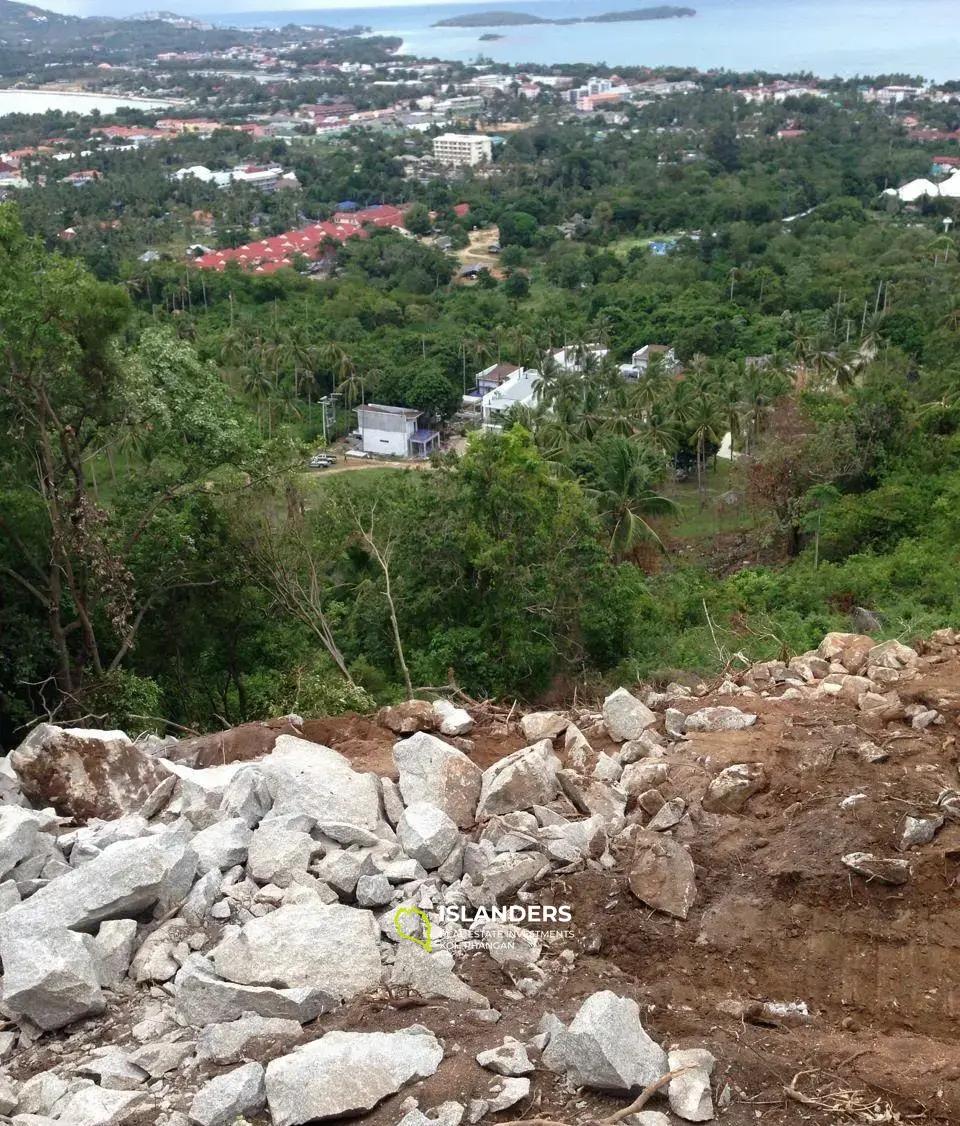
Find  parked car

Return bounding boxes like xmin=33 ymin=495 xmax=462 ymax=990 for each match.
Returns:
xmin=309 ymin=454 xmax=336 ymax=468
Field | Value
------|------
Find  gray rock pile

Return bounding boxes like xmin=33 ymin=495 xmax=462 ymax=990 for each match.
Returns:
xmin=0 ymin=625 xmax=953 ymax=1124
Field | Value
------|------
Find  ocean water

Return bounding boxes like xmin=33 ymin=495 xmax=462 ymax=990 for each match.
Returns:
xmin=0 ymin=91 xmax=176 ymax=117
xmin=215 ymin=0 xmax=960 ymax=81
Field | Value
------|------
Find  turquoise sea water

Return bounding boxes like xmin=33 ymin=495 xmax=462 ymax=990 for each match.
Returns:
xmin=215 ymin=0 xmax=960 ymax=81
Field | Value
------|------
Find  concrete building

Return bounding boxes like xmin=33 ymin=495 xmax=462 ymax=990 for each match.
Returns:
xmin=355 ymin=404 xmax=439 ymax=457
xmin=481 ymin=369 xmax=539 ymax=427
xmin=432 ymin=133 xmax=492 ymax=167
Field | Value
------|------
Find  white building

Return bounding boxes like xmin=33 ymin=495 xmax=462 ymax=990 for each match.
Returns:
xmin=432 ymin=133 xmax=492 ymax=167
xmin=621 ymin=344 xmax=678 ymax=381
xmin=355 ymin=404 xmax=439 ymax=457
xmin=481 ymin=369 xmax=539 ymax=427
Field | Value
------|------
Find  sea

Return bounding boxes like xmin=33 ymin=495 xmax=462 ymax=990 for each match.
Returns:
xmin=214 ymin=0 xmax=960 ymax=81
xmin=0 ymin=91 xmax=176 ymax=117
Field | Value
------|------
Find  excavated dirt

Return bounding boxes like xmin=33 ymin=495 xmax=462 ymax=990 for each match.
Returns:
xmin=296 ymin=651 xmax=960 ymax=1126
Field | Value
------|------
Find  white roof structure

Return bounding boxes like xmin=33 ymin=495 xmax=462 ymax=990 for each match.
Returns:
xmin=938 ymin=171 xmax=960 ymax=198
xmin=894 ymin=177 xmax=940 ymax=202
xmin=481 ymin=369 xmax=539 ymax=420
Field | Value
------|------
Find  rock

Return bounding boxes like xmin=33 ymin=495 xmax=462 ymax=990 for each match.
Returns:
xmin=192 ymin=819 xmax=253 ymax=874
xmin=356 ymin=874 xmax=393 ymax=907
xmin=432 ymin=700 xmax=474 ymax=737
xmin=1 ymin=926 xmax=106 ymax=1029
xmin=519 ymin=712 xmax=568 ymax=742
xmin=140 ymin=774 xmax=177 ymax=819
xmin=848 ymin=606 xmax=881 ymax=633
xmin=841 ymin=852 xmax=912 ymax=886
xmin=0 ymin=807 xmax=47 ymax=881
xmin=840 ymin=636 xmax=876 ymax=674
xmin=399 ymin=1101 xmax=464 ymax=1126
xmin=189 ymin=1063 xmax=265 ymax=1126
xmin=476 ymin=741 xmax=560 ymax=819
xmin=476 ymin=1037 xmax=533 ymax=1076
xmin=463 ymin=852 xmax=549 ymax=909
xmin=379 ymin=701 xmax=439 ymax=735
xmin=664 ymin=709 xmax=687 ymax=739
xmin=394 ymin=733 xmax=482 ymax=829
xmin=619 ymin=761 xmax=668 ymax=797
xmin=212 ymin=903 xmax=382 ymax=998
xmin=397 ymin=803 xmax=460 ymax=869
xmin=197 ymin=1013 xmax=302 ymax=1065
xmin=603 ymin=689 xmax=656 ymax=742
xmin=467 ymin=1077 xmax=529 ymax=1123
xmin=76 ymin=1050 xmax=148 ymax=1091
xmin=182 ymin=870 xmax=222 ymax=926
xmin=0 ymin=1074 xmax=16 ymax=1115
xmin=390 ymin=943 xmax=488 ymax=1007
xmin=10 ymin=725 xmax=171 ymax=821
xmin=911 ymin=708 xmax=939 ymax=730
xmin=622 ymin=1114 xmax=670 ymax=1126
xmin=868 ymin=639 xmax=918 ymax=670
xmin=217 ymin=766 xmax=273 ymax=828
xmin=257 ymin=737 xmax=383 ymax=845
xmin=264 ymin=1027 xmax=443 ymax=1126
xmin=627 ymin=832 xmax=696 ymax=919
xmin=667 ymin=1048 xmax=715 ymax=1122
xmin=379 ymin=778 xmax=405 ymax=827
xmin=481 ymin=923 xmax=541 ymax=965
xmin=897 ymin=815 xmax=943 ymax=851
xmin=542 ymin=991 xmax=667 ymax=1092
xmin=92 ymin=919 xmax=138 ymax=987
xmin=1 ymin=831 xmax=196 ymax=935
xmin=557 ymin=771 xmax=626 ymax=824
xmin=174 ymin=955 xmax=336 ymax=1027
xmin=246 ymin=823 xmax=314 ymax=887
xmin=684 ymin=707 xmax=756 ymax=733
xmin=171 ymin=761 xmax=248 ymax=829
xmin=51 ymin=1087 xmax=146 ymax=1124
xmin=564 ymin=724 xmax=592 ymax=767
xmin=127 ymin=1040 xmax=195 ymax=1078
xmin=16 ymin=1072 xmax=68 ymax=1115
xmin=168 ymin=718 xmax=302 ymax=768
xmin=646 ymin=797 xmax=686 ymax=831
xmin=701 ymin=763 xmax=766 ymax=814
xmin=593 ymin=753 xmax=623 ymax=783
xmin=130 ymin=919 xmax=191 ymax=983
xmin=818 ymin=632 xmax=862 ymax=660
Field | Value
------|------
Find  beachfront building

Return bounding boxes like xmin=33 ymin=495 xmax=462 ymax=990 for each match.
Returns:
xmin=432 ymin=133 xmax=492 ymax=167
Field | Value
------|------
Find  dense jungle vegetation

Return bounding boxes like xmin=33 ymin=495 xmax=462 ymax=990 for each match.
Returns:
xmin=2 ymin=89 xmax=960 ymax=746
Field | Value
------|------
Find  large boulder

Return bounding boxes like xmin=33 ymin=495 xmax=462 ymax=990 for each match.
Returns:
xmin=167 ymin=717 xmax=302 ymax=768
xmin=1 ymin=831 xmax=195 ymax=940
xmin=257 ymin=737 xmax=383 ymax=845
xmin=265 ymin=1027 xmax=443 ymax=1126
xmin=174 ymin=955 xmax=337 ymax=1027
xmin=378 ymin=700 xmax=439 ymax=735
xmin=627 ymin=832 xmax=697 ymax=919
xmin=197 ymin=1014 xmax=303 ymax=1065
xmin=476 ymin=741 xmax=560 ymax=819
xmin=542 ymin=991 xmax=667 ymax=1092
xmin=191 ymin=818 xmax=253 ymax=874
xmin=10 ymin=724 xmax=171 ymax=820
xmin=684 ymin=707 xmax=757 ymax=733
xmin=519 ymin=712 xmax=568 ymax=742
xmin=603 ymin=689 xmax=657 ymax=742
xmin=212 ymin=903 xmax=382 ymax=999
xmin=0 ymin=807 xmax=49 ymax=881
xmin=2 ymin=926 xmax=106 ymax=1030
xmin=397 ymin=802 xmax=459 ymax=869
xmin=393 ymin=732 xmax=482 ymax=829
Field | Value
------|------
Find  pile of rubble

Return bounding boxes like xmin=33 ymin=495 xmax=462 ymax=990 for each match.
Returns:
xmin=0 ymin=627 xmax=956 ymax=1126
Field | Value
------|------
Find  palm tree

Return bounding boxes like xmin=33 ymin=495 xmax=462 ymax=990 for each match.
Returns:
xmin=587 ymin=438 xmax=678 ymax=560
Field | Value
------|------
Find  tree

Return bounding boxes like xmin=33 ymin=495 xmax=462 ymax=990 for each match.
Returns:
xmin=498 ymin=210 xmax=538 ymax=248
xmin=404 ymin=203 xmax=432 ymax=237
xmin=0 ymin=206 xmax=258 ymax=721
xmin=586 ymin=437 xmax=678 ymax=560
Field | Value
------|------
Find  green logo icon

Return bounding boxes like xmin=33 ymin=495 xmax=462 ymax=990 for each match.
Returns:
xmin=394 ymin=906 xmax=432 ymax=953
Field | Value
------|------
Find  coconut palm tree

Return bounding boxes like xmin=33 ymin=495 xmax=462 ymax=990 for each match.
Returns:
xmin=586 ymin=437 xmax=678 ymax=560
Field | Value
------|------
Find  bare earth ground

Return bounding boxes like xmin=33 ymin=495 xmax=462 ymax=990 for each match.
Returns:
xmin=11 ymin=649 xmax=960 ymax=1126
xmin=298 ymin=655 xmax=960 ymax=1126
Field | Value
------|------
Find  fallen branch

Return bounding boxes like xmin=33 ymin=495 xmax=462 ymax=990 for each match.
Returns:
xmin=498 ymin=1068 xmax=691 ymax=1126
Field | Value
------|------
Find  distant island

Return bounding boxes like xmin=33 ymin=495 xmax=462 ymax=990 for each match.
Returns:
xmin=433 ymin=6 xmax=696 ymax=28
xmin=478 ymin=32 xmax=505 ymax=40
